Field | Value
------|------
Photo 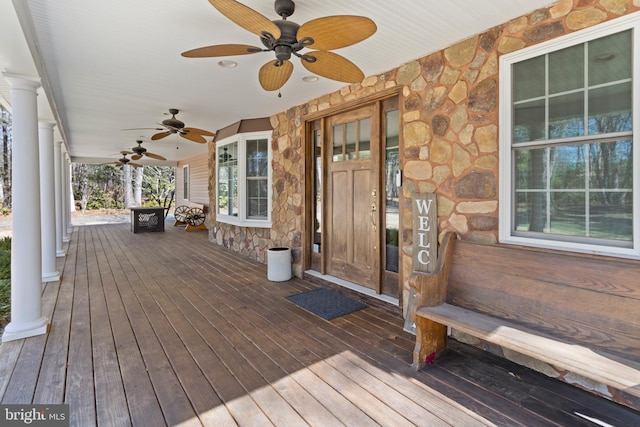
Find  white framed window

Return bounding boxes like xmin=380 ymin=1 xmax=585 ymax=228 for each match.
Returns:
xmin=499 ymin=14 xmax=640 ymax=258
xmin=216 ymin=131 xmax=272 ymax=228
xmin=182 ymin=165 xmax=189 ymax=200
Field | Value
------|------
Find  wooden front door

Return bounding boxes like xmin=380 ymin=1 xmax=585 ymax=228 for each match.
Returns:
xmin=326 ymin=106 xmax=380 ymax=289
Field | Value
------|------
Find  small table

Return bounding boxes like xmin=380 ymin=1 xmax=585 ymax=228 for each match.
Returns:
xmin=130 ymin=207 xmax=165 ymax=233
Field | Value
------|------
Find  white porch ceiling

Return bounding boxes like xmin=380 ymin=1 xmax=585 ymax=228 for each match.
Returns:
xmin=1 ymin=0 xmax=557 ymax=165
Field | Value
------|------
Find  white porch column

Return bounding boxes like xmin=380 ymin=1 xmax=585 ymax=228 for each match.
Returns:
xmin=61 ymin=151 xmax=70 ymax=242
xmin=67 ymin=157 xmax=73 ymax=233
xmin=39 ymin=122 xmax=60 ymax=282
xmin=2 ymin=74 xmax=49 ymax=342
xmin=54 ymin=141 xmax=65 ymax=257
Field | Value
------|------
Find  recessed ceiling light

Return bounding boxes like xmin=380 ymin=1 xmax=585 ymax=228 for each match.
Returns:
xmin=302 ymin=75 xmax=319 ymax=83
xmin=218 ymin=60 xmax=238 ymax=68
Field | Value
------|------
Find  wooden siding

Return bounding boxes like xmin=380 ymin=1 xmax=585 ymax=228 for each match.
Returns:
xmin=177 ymin=153 xmax=209 ymax=207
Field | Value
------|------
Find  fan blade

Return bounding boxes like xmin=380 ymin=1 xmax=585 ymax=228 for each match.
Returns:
xmin=131 ymin=154 xmax=143 ymax=161
xmin=259 ymin=60 xmax=293 ymax=91
xmin=121 ymin=127 xmax=163 ymax=131
xmin=180 ymin=132 xmax=207 ymax=144
xmin=120 ymin=150 xmax=135 ymax=155
xmin=298 ymin=16 xmax=376 ymax=50
xmin=209 ymin=0 xmax=281 ymax=38
xmin=151 ymin=131 xmax=171 ymax=141
xmin=130 ymin=162 xmax=143 ymax=168
xmin=182 ymin=44 xmax=262 ymax=58
xmin=183 ymin=127 xmax=215 ymax=137
xmin=144 ymin=152 xmax=167 ymax=161
xmin=302 ymin=51 xmax=364 ymax=83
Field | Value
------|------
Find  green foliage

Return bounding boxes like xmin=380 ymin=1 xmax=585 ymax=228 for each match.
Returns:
xmin=0 ymin=237 xmax=10 ymax=323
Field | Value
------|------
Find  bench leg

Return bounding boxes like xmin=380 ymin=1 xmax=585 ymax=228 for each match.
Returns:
xmin=412 ymin=316 xmax=447 ymax=370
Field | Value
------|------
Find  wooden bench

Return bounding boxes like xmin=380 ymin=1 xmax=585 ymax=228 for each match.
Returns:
xmin=409 ymin=231 xmax=640 ymax=405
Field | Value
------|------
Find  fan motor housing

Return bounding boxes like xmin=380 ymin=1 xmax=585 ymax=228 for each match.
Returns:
xmin=274 ymin=0 xmax=295 ymax=18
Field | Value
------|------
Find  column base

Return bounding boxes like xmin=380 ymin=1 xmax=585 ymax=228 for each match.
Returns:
xmin=62 ymin=236 xmax=70 ymax=243
xmin=56 ymin=250 xmax=66 ymax=258
xmin=42 ymin=271 xmax=60 ymax=282
xmin=2 ymin=317 xmax=50 ymax=342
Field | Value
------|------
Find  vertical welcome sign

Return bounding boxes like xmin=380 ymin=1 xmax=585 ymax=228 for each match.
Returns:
xmin=412 ymin=192 xmax=438 ymax=273
xmin=404 ymin=192 xmax=438 ymax=334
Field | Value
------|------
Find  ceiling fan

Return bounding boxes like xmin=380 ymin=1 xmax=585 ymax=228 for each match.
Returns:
xmin=131 ymin=140 xmax=167 ymax=161
xmin=151 ymin=109 xmax=216 ymax=144
xmin=111 ymin=151 xmax=142 ymax=168
xmin=182 ymin=0 xmax=377 ymax=91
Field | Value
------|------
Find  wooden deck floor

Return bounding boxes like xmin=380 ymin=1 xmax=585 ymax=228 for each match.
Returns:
xmin=1 ymin=221 xmax=639 ymax=426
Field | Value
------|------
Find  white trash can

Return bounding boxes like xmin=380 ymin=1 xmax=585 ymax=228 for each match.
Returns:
xmin=267 ymin=247 xmax=292 ymax=281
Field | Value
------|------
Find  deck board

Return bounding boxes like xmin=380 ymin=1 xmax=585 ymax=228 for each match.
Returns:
xmin=0 ymin=220 xmax=638 ymax=426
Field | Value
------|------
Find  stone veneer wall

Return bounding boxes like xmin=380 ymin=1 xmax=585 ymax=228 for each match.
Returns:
xmin=209 ymin=0 xmax=640 ymax=285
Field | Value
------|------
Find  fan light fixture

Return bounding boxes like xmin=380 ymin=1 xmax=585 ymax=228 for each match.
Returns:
xmin=218 ymin=60 xmax=238 ymax=68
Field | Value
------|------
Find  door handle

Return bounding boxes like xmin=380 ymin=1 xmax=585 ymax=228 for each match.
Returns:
xmin=370 ymin=202 xmax=377 ymax=231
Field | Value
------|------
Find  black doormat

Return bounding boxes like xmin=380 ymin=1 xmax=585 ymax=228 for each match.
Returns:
xmin=285 ymin=288 xmax=367 ymax=320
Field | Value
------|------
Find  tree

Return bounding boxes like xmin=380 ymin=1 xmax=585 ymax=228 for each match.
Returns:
xmin=123 ymin=164 xmax=135 ymax=208
xmin=142 ymin=166 xmax=175 ymax=209
xmin=134 ymin=166 xmax=143 ymax=207
xmin=0 ymin=107 xmax=11 ymax=208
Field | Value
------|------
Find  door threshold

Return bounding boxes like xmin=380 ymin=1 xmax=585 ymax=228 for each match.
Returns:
xmin=303 ymin=270 xmax=400 ymax=306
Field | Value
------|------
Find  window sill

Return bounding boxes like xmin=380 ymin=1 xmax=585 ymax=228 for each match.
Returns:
xmin=216 ymin=215 xmax=272 ymax=229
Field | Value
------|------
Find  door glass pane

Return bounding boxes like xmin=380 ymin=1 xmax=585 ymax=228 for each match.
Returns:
xmin=384 ymin=109 xmax=399 ymax=273
xmin=346 ymin=121 xmax=356 ymax=159
xmin=333 ymin=125 xmax=343 ymax=161
xmin=358 ymin=118 xmax=371 ymax=159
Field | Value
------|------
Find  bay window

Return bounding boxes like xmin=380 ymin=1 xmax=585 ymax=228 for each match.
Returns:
xmin=216 ymin=131 xmax=272 ymax=227
xmin=499 ymin=16 xmax=639 ymax=257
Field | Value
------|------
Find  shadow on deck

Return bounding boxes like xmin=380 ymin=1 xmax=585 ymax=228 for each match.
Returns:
xmin=0 ymin=221 xmax=638 ymax=426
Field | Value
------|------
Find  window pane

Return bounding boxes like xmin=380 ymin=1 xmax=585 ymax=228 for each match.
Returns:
xmin=246 ymin=139 xmax=268 ymax=177
xmin=549 ymin=92 xmax=585 ymax=139
xmin=247 ymin=178 xmax=268 ymax=218
xmin=515 ymin=148 xmax=547 ymax=190
xmin=588 ymin=140 xmax=632 ymax=190
xmin=588 ymin=82 xmax=632 ymax=134
xmin=218 ymin=142 xmax=238 ymax=216
xmin=513 ymin=56 xmax=545 ymax=101
xmin=589 ymin=192 xmax=632 ymax=241
xmin=549 ymin=44 xmax=584 ymax=94
xmin=358 ymin=118 xmax=371 ymax=159
xmin=384 ymin=110 xmax=399 ymax=273
xmin=513 ymin=98 xmax=545 ymax=142
xmin=550 ymin=145 xmax=586 ymax=189
xmin=515 ymin=191 xmax=547 ymax=232
xmin=588 ymin=30 xmax=631 ymax=86
xmin=549 ymin=192 xmax=586 ymax=236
